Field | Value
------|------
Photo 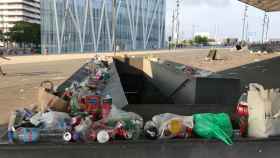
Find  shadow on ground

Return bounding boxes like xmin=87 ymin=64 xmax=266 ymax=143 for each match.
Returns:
xmin=11 ymin=71 xmax=61 ymax=77
xmin=217 ymin=56 xmax=280 ymax=92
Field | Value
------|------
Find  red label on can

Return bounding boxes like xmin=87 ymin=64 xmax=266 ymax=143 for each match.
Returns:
xmin=84 ymin=96 xmax=101 ymax=112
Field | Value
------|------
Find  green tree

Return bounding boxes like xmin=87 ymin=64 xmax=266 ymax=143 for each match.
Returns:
xmin=8 ymin=21 xmax=40 ymax=48
xmin=194 ymin=35 xmax=209 ymax=46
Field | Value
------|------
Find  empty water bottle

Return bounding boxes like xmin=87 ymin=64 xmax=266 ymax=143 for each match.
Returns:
xmin=39 ymin=129 xmax=72 ymax=142
xmin=13 ymin=128 xmax=40 ymax=143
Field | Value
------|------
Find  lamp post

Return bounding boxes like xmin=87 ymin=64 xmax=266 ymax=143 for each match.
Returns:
xmin=261 ymin=12 xmax=267 ymax=44
xmin=241 ymin=5 xmax=248 ymax=45
xmin=112 ymin=0 xmax=117 ymax=56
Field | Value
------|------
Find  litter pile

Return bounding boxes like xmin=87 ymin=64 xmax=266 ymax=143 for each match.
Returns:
xmin=7 ymin=57 xmax=143 ymax=144
xmin=4 ymin=57 xmax=234 ymax=145
xmin=6 ymin=57 xmax=280 ymax=145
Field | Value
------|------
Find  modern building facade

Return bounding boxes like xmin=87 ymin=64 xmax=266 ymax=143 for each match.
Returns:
xmin=0 ymin=0 xmax=40 ymax=32
xmin=41 ymin=0 xmax=166 ymax=54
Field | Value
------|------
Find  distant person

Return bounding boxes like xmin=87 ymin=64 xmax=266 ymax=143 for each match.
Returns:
xmin=236 ymin=44 xmax=242 ymax=51
xmin=0 ymin=50 xmax=11 ymax=76
xmin=44 ymin=48 xmax=48 ymax=55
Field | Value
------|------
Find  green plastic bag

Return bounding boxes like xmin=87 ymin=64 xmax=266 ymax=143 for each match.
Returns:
xmin=193 ymin=113 xmax=233 ymax=145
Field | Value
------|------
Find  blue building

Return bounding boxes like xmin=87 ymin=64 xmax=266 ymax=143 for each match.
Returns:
xmin=41 ymin=0 xmax=166 ymax=54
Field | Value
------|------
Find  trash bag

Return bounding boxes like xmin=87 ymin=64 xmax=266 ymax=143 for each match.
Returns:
xmin=193 ymin=113 xmax=233 ymax=145
xmin=104 ymin=105 xmax=143 ymax=140
xmin=146 ymin=113 xmax=193 ymax=139
xmin=247 ymin=83 xmax=280 ymax=138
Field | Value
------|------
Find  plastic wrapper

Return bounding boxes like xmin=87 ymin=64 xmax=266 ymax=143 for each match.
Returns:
xmin=84 ymin=105 xmax=143 ymax=143
xmin=106 ymin=105 xmax=143 ymax=124
xmin=106 ymin=105 xmax=143 ymax=139
xmin=40 ymin=111 xmax=71 ymax=130
xmin=193 ymin=113 xmax=233 ymax=145
xmin=145 ymin=113 xmax=193 ymax=139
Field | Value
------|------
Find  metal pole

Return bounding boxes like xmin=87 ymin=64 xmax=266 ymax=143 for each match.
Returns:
xmin=171 ymin=10 xmax=175 ymax=44
xmin=0 ymin=10 xmax=3 ymax=47
xmin=245 ymin=20 xmax=249 ymax=42
xmin=176 ymin=0 xmax=180 ymax=48
xmin=241 ymin=5 xmax=248 ymax=43
xmin=265 ymin=14 xmax=270 ymax=42
xmin=112 ymin=0 xmax=117 ymax=56
xmin=261 ymin=12 xmax=267 ymax=44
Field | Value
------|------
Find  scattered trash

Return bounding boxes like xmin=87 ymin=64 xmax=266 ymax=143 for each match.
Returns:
xmin=6 ymin=57 xmax=144 ymax=144
xmin=5 ymin=57 xmax=248 ymax=144
xmin=205 ymin=49 xmax=223 ymax=61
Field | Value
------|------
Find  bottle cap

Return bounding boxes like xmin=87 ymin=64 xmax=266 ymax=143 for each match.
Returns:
xmin=97 ymin=130 xmax=110 ymax=143
xmin=63 ymin=132 xmax=72 ymax=142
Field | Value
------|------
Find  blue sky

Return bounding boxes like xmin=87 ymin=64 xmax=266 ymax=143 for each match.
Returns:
xmin=166 ymin=0 xmax=280 ymax=41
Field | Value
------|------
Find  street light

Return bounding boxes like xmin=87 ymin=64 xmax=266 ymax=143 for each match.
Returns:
xmin=112 ymin=0 xmax=117 ymax=56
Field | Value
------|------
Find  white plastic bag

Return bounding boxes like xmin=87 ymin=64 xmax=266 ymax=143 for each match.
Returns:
xmin=248 ymin=83 xmax=280 ymax=138
xmin=107 ymin=105 xmax=143 ymax=125
xmin=152 ymin=113 xmax=193 ymax=139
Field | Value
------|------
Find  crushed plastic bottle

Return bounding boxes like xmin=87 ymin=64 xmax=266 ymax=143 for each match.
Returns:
xmin=39 ymin=129 xmax=72 ymax=143
xmin=13 ymin=128 xmax=40 ymax=143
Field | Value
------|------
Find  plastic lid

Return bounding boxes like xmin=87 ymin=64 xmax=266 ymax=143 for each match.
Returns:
xmin=97 ymin=130 xmax=110 ymax=143
xmin=63 ymin=132 xmax=72 ymax=142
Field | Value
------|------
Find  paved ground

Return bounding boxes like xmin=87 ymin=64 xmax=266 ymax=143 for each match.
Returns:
xmin=0 ymin=59 xmax=88 ymax=125
xmin=0 ymin=48 xmax=280 ymax=126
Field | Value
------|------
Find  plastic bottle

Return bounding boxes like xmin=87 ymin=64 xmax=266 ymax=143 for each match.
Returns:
xmin=144 ymin=121 xmax=158 ymax=140
xmin=39 ymin=129 xmax=72 ymax=142
xmin=14 ymin=128 xmax=40 ymax=143
xmin=8 ymin=111 xmax=17 ymax=143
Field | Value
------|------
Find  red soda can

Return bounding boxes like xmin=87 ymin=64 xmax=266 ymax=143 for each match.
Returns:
xmin=236 ymin=104 xmax=249 ymax=117
xmin=84 ymin=96 xmax=101 ymax=112
xmin=71 ymin=116 xmax=82 ymax=126
xmin=102 ymin=103 xmax=112 ymax=119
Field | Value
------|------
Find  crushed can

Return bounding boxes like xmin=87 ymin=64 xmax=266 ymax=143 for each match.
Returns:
xmin=83 ymin=95 xmax=101 ymax=120
xmin=103 ymin=95 xmax=112 ymax=105
xmin=101 ymin=103 xmax=112 ymax=119
xmin=84 ymin=96 xmax=101 ymax=111
xmin=235 ymin=102 xmax=249 ymax=137
xmin=113 ymin=121 xmax=132 ymax=140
